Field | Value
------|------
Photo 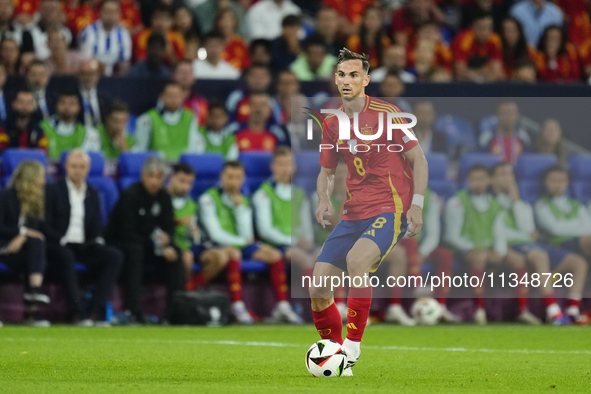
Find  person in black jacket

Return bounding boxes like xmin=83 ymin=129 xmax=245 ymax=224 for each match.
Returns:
xmin=0 ymin=160 xmax=50 ymax=326
xmin=45 ymin=150 xmax=123 ymax=326
xmin=413 ymin=100 xmax=449 ymax=156
xmin=104 ymin=156 xmax=183 ymax=323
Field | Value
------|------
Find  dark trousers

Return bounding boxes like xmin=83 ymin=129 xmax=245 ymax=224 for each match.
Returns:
xmin=116 ymin=242 xmax=184 ymax=317
xmin=47 ymin=243 xmax=123 ymax=318
xmin=2 ymin=237 xmax=46 ymax=291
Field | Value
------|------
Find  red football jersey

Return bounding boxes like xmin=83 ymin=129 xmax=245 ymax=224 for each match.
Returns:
xmin=319 ymin=96 xmax=418 ymax=221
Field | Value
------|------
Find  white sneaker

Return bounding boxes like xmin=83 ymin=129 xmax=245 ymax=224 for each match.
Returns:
xmin=385 ymin=304 xmax=416 ymax=326
xmin=94 ymin=321 xmax=112 ymax=328
xmin=336 ymin=302 xmax=347 ymax=322
xmin=517 ymin=310 xmax=542 ymax=325
xmin=565 ymin=305 xmax=580 ymax=318
xmin=75 ymin=318 xmax=94 ymax=327
xmin=440 ymin=306 xmax=462 ymax=323
xmin=0 ymin=320 xmax=3 ymax=327
xmin=23 ymin=293 xmax=50 ymax=304
xmin=341 ymin=338 xmax=360 ymax=377
xmin=231 ymin=301 xmax=254 ymax=325
xmin=272 ymin=301 xmax=304 ymax=324
xmin=474 ymin=308 xmax=487 ymax=325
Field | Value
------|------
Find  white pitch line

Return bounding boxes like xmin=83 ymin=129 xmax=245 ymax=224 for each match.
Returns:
xmin=1 ymin=336 xmax=590 ymax=355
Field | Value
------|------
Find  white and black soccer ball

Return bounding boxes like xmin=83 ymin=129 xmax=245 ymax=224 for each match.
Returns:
xmin=305 ymin=339 xmax=347 ymax=377
xmin=411 ymin=297 xmax=443 ymax=325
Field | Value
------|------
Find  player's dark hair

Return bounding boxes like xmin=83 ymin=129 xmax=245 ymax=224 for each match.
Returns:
xmin=337 ymin=48 xmax=370 ymax=73
xmin=101 ymin=0 xmax=120 ymax=9
xmin=14 ymin=88 xmax=34 ymax=101
xmin=223 ymin=160 xmax=245 ymax=171
xmin=489 ymin=162 xmax=512 ymax=177
xmin=174 ymin=59 xmax=193 ymax=71
xmin=472 ymin=10 xmax=493 ymax=24
xmin=245 ymin=63 xmax=271 ymax=77
xmin=57 ymin=89 xmax=80 ymax=102
xmin=282 ymin=14 xmax=301 ymax=28
xmin=152 ymin=4 xmax=173 ymax=18
xmin=208 ymin=102 xmax=227 ymax=114
xmin=273 ymin=146 xmax=291 ymax=159
xmin=304 ymin=34 xmax=328 ymax=52
xmin=147 ymin=32 xmax=167 ymax=49
xmin=162 ymin=79 xmax=183 ymax=92
xmin=27 ymin=59 xmax=47 ymax=71
xmin=537 ymin=25 xmax=568 ymax=56
xmin=249 ymin=39 xmax=271 ymax=55
xmin=204 ymin=30 xmax=225 ymax=43
xmin=172 ymin=163 xmax=195 ymax=176
xmin=467 ymin=163 xmax=490 ymax=176
xmin=107 ymin=100 xmax=129 ymax=117
xmin=542 ymin=164 xmax=569 ymax=183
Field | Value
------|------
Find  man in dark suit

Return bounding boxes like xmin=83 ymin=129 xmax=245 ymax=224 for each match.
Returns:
xmin=78 ymin=59 xmax=111 ymax=127
xmin=26 ymin=60 xmax=55 ymax=119
xmin=104 ymin=156 xmax=184 ymax=323
xmin=45 ymin=149 xmax=122 ymax=326
xmin=413 ymin=100 xmax=449 ymax=156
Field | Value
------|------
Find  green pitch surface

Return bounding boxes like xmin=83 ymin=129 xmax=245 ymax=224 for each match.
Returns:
xmin=1 ymin=324 xmax=591 ymax=393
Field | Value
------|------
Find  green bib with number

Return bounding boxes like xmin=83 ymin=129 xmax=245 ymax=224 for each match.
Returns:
xmin=542 ymin=196 xmax=580 ymax=245
xmin=456 ymin=190 xmax=501 ymax=250
xmin=147 ymin=108 xmax=194 ymax=161
xmin=173 ymin=196 xmax=198 ymax=251
xmin=40 ymin=119 xmax=87 ymax=160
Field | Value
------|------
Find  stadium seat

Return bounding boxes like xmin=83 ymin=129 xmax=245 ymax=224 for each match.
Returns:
xmin=180 ymin=153 xmax=224 ymax=199
xmin=294 ymin=150 xmax=321 ymax=195
xmin=515 ymin=154 xmax=557 ymax=181
xmin=87 ymin=177 xmax=119 ymax=223
xmin=2 ymin=149 xmax=47 ymax=184
xmin=571 ymin=181 xmax=591 ymax=204
xmin=239 ymin=152 xmax=272 ymax=194
xmin=0 ymin=262 xmax=10 ymax=273
xmin=127 ymin=114 xmax=138 ymax=135
xmin=241 ymin=260 xmax=268 ymax=273
xmin=118 ymin=151 xmax=161 ymax=190
xmin=569 ymin=155 xmax=591 ymax=181
xmin=458 ymin=153 xmax=500 ymax=180
xmin=60 ymin=151 xmax=105 ymax=177
xmin=426 ymin=153 xmax=448 ymax=180
xmin=518 ymin=180 xmax=544 ymax=204
xmin=429 ymin=179 xmax=457 ymax=201
xmin=433 ymin=115 xmax=476 ymax=155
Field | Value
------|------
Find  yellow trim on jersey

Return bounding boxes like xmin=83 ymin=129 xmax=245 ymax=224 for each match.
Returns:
xmin=368 ymin=102 xmax=405 ymax=126
xmin=370 ymin=172 xmax=404 ymax=273
xmin=363 ymin=96 xmax=370 ymax=112
xmin=368 ymin=101 xmax=398 ymax=112
xmin=346 ymin=189 xmax=353 ymax=202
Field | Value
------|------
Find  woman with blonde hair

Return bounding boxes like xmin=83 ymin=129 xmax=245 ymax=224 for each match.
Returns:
xmin=0 ymin=160 xmax=50 ymax=326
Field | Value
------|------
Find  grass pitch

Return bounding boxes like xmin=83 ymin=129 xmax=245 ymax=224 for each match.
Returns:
xmin=1 ymin=324 xmax=590 ymax=393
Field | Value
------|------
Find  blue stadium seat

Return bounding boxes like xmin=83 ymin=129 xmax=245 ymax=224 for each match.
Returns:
xmin=458 ymin=153 xmax=500 ymax=180
xmin=515 ymin=153 xmax=557 ymax=181
xmin=60 ymin=151 xmax=105 ymax=176
xmin=180 ymin=153 xmax=224 ymax=199
xmin=0 ymin=261 xmax=10 ymax=273
xmin=433 ymin=115 xmax=476 ymax=153
xmin=2 ymin=149 xmax=47 ymax=184
xmin=87 ymin=177 xmax=119 ymax=223
xmin=426 ymin=153 xmax=447 ymax=180
xmin=518 ymin=180 xmax=544 ymax=204
xmin=572 ymin=181 xmax=591 ymax=204
xmin=569 ymin=155 xmax=591 ymax=181
xmin=75 ymin=263 xmax=88 ymax=273
xmin=294 ymin=150 xmax=321 ymax=195
xmin=127 ymin=114 xmax=138 ymax=135
xmin=242 ymin=260 xmax=268 ymax=272
xmin=239 ymin=152 xmax=272 ymax=194
xmin=118 ymin=152 xmax=160 ymax=190
xmin=429 ymin=180 xmax=457 ymax=201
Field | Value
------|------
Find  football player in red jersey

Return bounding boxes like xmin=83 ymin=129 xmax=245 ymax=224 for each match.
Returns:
xmin=310 ymin=48 xmax=429 ymax=376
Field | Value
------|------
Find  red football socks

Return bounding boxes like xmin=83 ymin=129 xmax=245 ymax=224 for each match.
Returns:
xmin=471 ymin=268 xmax=485 ymax=309
xmin=346 ymin=286 xmax=372 ymax=342
xmin=185 ymin=273 xmax=207 ymax=291
xmin=226 ymin=259 xmax=243 ymax=302
xmin=515 ymin=267 xmax=529 ymax=312
xmin=270 ymin=259 xmax=288 ymax=302
xmin=312 ymin=301 xmax=343 ymax=344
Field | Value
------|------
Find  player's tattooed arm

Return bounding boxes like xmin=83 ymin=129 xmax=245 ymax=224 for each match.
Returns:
xmin=403 ymin=145 xmax=429 ymax=237
xmin=315 ymin=166 xmax=337 ymax=228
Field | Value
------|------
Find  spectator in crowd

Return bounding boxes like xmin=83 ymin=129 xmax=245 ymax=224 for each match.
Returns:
xmin=118 ymin=0 xmax=144 ymax=36
xmin=290 ymin=35 xmax=336 ymax=81
xmin=134 ymin=5 xmax=185 ymax=67
xmin=413 ymin=100 xmax=448 ymax=155
xmin=248 ymin=39 xmax=272 ymax=68
xmin=407 ymin=21 xmax=453 ymax=76
xmin=510 ymin=0 xmax=563 ymax=47
xmin=199 ymin=160 xmax=303 ymax=323
xmin=452 ymin=11 xmax=504 ymax=82
xmin=0 ymin=37 xmax=23 ymax=75
xmin=235 ymin=93 xmax=278 ymax=152
xmin=246 ymin=0 xmax=301 ymax=41
xmin=370 ymin=45 xmax=416 ymax=83
xmin=215 ymin=7 xmax=250 ymax=71
xmin=535 ymin=25 xmax=581 ymax=83
xmin=78 ymin=59 xmax=110 ymax=127
xmin=512 ymin=59 xmax=538 ymax=83
xmin=500 ymin=17 xmax=538 ymax=80
xmin=444 ymin=164 xmax=529 ymax=325
xmin=491 ymin=162 xmax=587 ymax=324
xmin=322 ymin=0 xmax=373 ymax=36
xmin=13 ymin=0 xmax=38 ymax=26
xmin=407 ymin=38 xmax=451 ymax=82
xmin=0 ymin=161 xmax=50 ymax=326
xmin=578 ymin=34 xmax=591 ymax=80
xmin=26 ymin=60 xmax=53 ymax=119
xmin=97 ymin=100 xmax=135 ymax=160
xmin=314 ymin=7 xmax=345 ymax=58
xmin=192 ymin=31 xmax=240 ymax=80
xmin=346 ymin=6 xmax=391 ymax=69
xmin=271 ymin=14 xmax=302 ymax=71
xmin=554 ymin=0 xmax=591 ymax=47
xmin=275 ymin=69 xmax=307 ymax=121
xmin=29 ymin=0 xmax=73 ymax=61
xmin=378 ymin=68 xmax=413 ymax=113
xmin=173 ymin=6 xmax=200 ymax=47
xmin=535 ymin=165 xmax=591 ymax=321
xmin=134 ymin=80 xmax=204 ymax=161
xmin=41 ymin=90 xmax=101 ymax=159
xmin=173 ymin=59 xmax=208 ymax=126
xmin=534 ymin=118 xmax=567 ymax=166
xmin=391 ymin=0 xmax=446 ymax=47
xmin=62 ymin=0 xmax=96 ymax=38
xmin=461 ymin=0 xmax=505 ymax=31
xmin=194 ymin=0 xmax=248 ymax=39
xmin=0 ymin=0 xmax=34 ymax=54
xmin=45 ymin=28 xmax=86 ymax=75
xmin=104 ymin=157 xmax=184 ymax=323
xmin=127 ymin=32 xmax=172 ymax=78
xmin=0 ymin=89 xmax=47 ymax=152
xmin=78 ymin=0 xmax=132 ymax=76
xmin=252 ymin=146 xmax=316 ymax=277
xmin=45 ymin=150 xmax=123 ymax=326
xmin=198 ymin=103 xmax=238 ymax=161
xmin=479 ymin=101 xmax=531 ymax=164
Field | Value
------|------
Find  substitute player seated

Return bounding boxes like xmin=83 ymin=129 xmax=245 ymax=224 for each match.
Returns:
xmin=198 ymin=160 xmax=303 ymax=324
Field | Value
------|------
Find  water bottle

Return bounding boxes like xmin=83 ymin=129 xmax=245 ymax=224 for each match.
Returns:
xmin=152 ymin=227 xmax=164 ymax=256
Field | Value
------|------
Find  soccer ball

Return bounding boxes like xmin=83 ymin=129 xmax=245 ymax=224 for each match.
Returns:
xmin=305 ymin=339 xmax=347 ymax=377
xmin=411 ymin=298 xmax=443 ymax=325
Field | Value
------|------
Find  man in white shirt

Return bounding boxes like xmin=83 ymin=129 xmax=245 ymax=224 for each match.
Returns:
xmin=26 ymin=60 xmax=52 ymax=118
xmin=29 ymin=0 xmax=73 ymax=61
xmin=246 ymin=0 xmax=301 ymax=41
xmin=78 ymin=0 xmax=132 ymax=76
xmin=192 ymin=32 xmax=240 ymax=80
xmin=45 ymin=150 xmax=123 ymax=326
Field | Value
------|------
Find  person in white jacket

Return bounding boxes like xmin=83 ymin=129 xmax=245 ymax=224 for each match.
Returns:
xmin=492 ymin=162 xmax=586 ymax=324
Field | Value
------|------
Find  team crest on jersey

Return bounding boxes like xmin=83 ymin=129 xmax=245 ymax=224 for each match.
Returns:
xmin=360 ymin=126 xmax=374 ymax=144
